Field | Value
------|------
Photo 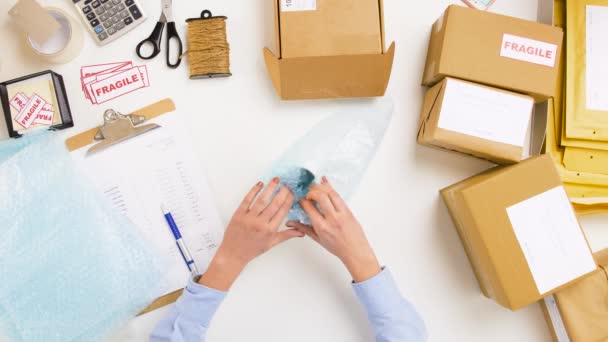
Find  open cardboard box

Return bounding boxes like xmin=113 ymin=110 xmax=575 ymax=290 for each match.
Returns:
xmin=263 ymin=0 xmax=395 ymax=100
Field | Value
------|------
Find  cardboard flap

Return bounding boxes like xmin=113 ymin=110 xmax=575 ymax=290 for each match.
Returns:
xmin=263 ymin=48 xmax=282 ymax=98
xmin=265 ymin=42 xmax=396 ymax=100
xmin=417 ymin=79 xmax=445 ymax=139
xmin=596 ymin=249 xmax=608 ymax=267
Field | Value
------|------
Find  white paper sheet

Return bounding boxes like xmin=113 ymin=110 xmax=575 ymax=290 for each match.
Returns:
xmin=506 ymin=186 xmax=596 ymax=295
xmin=438 ymin=78 xmax=533 ymax=147
xmin=71 ymin=112 xmax=224 ymax=296
xmin=586 ymin=5 xmax=608 ymax=111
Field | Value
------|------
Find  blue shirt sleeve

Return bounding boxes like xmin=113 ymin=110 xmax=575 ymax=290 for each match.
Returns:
xmin=150 ymin=276 xmax=226 ymax=342
xmin=151 ymin=267 xmax=426 ymax=342
xmin=352 ymin=268 xmax=427 ymax=342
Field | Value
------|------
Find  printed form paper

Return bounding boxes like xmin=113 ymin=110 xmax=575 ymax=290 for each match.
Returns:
xmin=438 ymin=79 xmax=534 ymax=147
xmin=586 ymin=5 xmax=608 ymax=111
xmin=72 ymin=112 xmax=224 ymax=296
xmin=506 ymin=186 xmax=596 ymax=295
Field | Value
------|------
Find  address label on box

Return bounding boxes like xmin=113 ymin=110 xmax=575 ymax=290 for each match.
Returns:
xmin=281 ymin=0 xmax=316 ymax=12
xmin=500 ymin=33 xmax=558 ymax=67
xmin=506 ymin=186 xmax=596 ymax=295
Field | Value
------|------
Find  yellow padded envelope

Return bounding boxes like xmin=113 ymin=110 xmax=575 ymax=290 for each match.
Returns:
xmin=564 ymin=0 xmax=608 ymax=141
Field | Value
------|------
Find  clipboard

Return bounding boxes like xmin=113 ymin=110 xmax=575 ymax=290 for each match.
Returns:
xmin=66 ymin=98 xmax=193 ymax=315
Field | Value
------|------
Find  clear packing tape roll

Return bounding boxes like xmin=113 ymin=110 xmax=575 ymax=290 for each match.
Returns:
xmin=0 ymin=132 xmax=164 ymax=341
xmin=265 ymin=100 xmax=393 ymax=224
xmin=9 ymin=1 xmax=83 ymax=64
xmin=29 ymin=7 xmax=84 ymax=64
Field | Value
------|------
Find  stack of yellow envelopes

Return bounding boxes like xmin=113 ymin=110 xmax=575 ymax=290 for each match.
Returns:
xmin=546 ymin=0 xmax=608 ymax=215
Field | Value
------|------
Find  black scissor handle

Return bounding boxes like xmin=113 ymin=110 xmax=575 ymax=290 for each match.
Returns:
xmin=136 ymin=21 xmax=165 ymax=60
xmin=165 ymin=22 xmax=183 ymax=68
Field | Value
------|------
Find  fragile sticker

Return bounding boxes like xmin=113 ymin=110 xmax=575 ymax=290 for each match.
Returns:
xmin=10 ymin=92 xmax=55 ymax=126
xmin=15 ymin=94 xmax=46 ymax=129
xmin=33 ymin=109 xmax=54 ymax=125
xmin=500 ymin=34 xmax=558 ymax=68
xmin=89 ymin=67 xmax=146 ymax=103
xmin=80 ymin=61 xmax=150 ymax=105
xmin=281 ymin=0 xmax=316 ymax=12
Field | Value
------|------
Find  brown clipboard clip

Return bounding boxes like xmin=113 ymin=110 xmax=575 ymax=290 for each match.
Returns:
xmin=66 ymin=98 xmax=176 ymax=152
xmin=65 ymin=98 xmax=185 ymax=315
xmin=87 ymin=109 xmax=160 ymax=156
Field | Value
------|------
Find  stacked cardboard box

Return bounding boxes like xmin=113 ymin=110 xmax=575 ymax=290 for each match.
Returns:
xmin=418 ymin=5 xmax=563 ymax=164
xmin=422 ymin=6 xmax=602 ymax=318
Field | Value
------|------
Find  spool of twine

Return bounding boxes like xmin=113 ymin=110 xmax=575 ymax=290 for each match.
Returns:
xmin=185 ymin=11 xmax=231 ymax=79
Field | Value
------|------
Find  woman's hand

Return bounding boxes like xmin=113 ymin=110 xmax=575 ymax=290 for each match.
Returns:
xmin=287 ymin=177 xmax=381 ymax=283
xmin=199 ymin=178 xmax=304 ymax=291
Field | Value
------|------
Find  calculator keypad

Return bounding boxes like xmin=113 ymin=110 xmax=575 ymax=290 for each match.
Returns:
xmin=75 ymin=0 xmax=143 ymax=43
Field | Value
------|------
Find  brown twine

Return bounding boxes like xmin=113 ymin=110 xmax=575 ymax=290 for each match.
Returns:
xmin=185 ymin=17 xmax=231 ymax=79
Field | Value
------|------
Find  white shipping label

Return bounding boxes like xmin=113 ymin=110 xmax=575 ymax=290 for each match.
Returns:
xmin=586 ymin=5 xmax=608 ymax=111
xmin=437 ymin=78 xmax=533 ymax=147
xmin=281 ymin=0 xmax=316 ymax=12
xmin=506 ymin=186 xmax=596 ymax=295
xmin=500 ymin=33 xmax=558 ymax=67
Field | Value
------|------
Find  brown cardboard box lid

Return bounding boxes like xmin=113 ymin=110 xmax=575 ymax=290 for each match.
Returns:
xmin=264 ymin=0 xmax=395 ymax=100
xmin=278 ymin=0 xmax=382 ymax=58
xmin=422 ymin=5 xmax=563 ymax=102
xmin=457 ymin=155 xmax=596 ymax=309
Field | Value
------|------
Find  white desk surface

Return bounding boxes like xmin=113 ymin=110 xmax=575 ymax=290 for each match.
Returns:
xmin=1 ymin=0 xmax=607 ymax=341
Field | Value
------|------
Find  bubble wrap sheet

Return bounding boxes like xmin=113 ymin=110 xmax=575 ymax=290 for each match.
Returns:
xmin=266 ymin=100 xmax=393 ymax=224
xmin=0 ymin=132 xmax=163 ymax=342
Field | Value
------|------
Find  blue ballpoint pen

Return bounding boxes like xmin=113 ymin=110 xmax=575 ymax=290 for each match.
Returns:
xmin=161 ymin=205 xmax=200 ymax=275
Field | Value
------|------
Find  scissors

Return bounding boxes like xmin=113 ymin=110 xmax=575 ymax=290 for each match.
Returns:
xmin=136 ymin=0 xmax=183 ymax=68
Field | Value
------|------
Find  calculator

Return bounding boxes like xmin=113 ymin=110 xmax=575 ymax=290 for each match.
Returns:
xmin=72 ymin=0 xmax=147 ymax=45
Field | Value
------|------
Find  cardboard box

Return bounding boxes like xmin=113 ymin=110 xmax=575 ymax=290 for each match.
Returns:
xmin=441 ymin=155 xmax=597 ymax=310
xmin=542 ymin=249 xmax=608 ymax=342
xmin=279 ymin=0 xmax=382 ymax=58
xmin=264 ymin=0 xmax=395 ymax=100
xmin=422 ymin=5 xmax=563 ymax=102
xmin=418 ymin=77 xmax=535 ymax=164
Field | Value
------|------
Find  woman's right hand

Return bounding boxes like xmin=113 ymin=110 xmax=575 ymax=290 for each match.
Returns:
xmin=286 ymin=177 xmax=381 ymax=283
